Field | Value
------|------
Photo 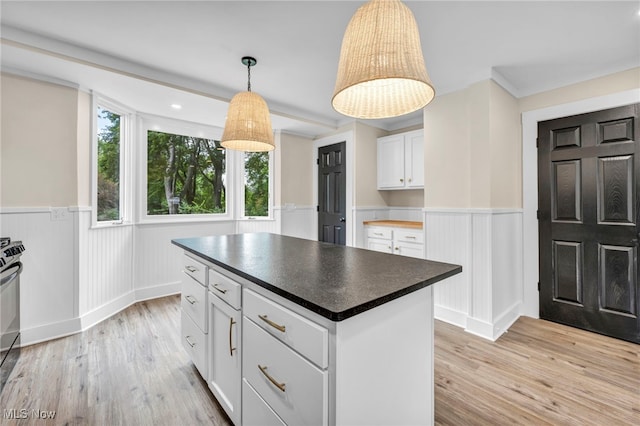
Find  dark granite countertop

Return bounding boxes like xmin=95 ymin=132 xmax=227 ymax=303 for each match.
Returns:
xmin=172 ymin=233 xmax=461 ymax=322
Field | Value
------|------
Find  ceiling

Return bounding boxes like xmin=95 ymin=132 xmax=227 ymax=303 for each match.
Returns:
xmin=1 ymin=1 xmax=639 ymax=137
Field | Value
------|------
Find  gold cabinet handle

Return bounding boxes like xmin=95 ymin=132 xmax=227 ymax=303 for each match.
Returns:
xmin=400 ymin=178 xmax=404 ymax=182
xmin=185 ymin=265 xmax=197 ymax=273
xmin=408 ymin=178 xmax=412 ymax=183
xmin=258 ymin=365 xmax=286 ymax=392
xmin=373 ymin=232 xmax=383 ymax=236
xmin=258 ymin=315 xmax=286 ymax=333
xmin=229 ymin=318 xmax=237 ymax=357
xmin=185 ymin=295 xmax=197 ymax=305
xmin=405 ymin=236 xmax=416 ymax=239
xmin=395 ymin=247 xmax=400 ymax=251
xmin=185 ymin=336 xmax=196 ymax=348
xmin=212 ymin=283 xmax=228 ymax=294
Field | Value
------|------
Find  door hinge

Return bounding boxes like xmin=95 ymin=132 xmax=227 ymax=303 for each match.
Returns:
xmin=536 ymin=210 xmax=540 ymax=220
xmin=538 ymin=282 xmax=540 ymax=291
xmin=316 ymin=205 xmax=319 ymax=212
xmin=316 ymin=158 xmax=319 ymax=165
xmin=536 ymin=137 xmax=539 ymax=148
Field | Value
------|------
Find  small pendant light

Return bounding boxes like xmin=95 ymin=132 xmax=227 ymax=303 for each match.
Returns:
xmin=221 ymin=56 xmax=275 ymax=152
xmin=332 ymin=0 xmax=435 ymax=119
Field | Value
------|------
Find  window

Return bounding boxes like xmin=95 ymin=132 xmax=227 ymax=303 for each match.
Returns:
xmin=243 ymin=151 xmax=271 ymax=217
xmin=94 ymin=97 xmax=130 ymax=225
xmin=144 ymin=122 xmax=226 ymax=218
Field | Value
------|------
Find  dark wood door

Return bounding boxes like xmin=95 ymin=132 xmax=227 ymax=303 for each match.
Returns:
xmin=318 ymin=142 xmax=346 ymax=245
xmin=538 ymin=103 xmax=640 ymax=344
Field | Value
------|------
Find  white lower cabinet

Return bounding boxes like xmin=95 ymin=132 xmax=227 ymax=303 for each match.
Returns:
xmin=242 ymin=379 xmax=285 ymax=426
xmin=243 ymin=317 xmax=328 ymax=426
xmin=180 ymin=252 xmax=434 ymax=426
xmin=208 ymin=290 xmax=241 ymax=426
xmin=366 ymin=225 xmax=424 ymax=259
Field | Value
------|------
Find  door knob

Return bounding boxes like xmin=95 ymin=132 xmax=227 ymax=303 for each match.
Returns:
xmin=339 ymin=217 xmax=346 ymax=222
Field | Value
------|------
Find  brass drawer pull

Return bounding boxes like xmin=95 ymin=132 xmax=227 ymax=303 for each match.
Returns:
xmin=258 ymin=315 xmax=286 ymax=333
xmin=229 ymin=318 xmax=237 ymax=357
xmin=258 ymin=365 xmax=286 ymax=392
xmin=185 ymin=295 xmax=197 ymax=305
xmin=373 ymin=232 xmax=383 ymax=236
xmin=185 ymin=265 xmax=198 ymax=273
xmin=405 ymin=236 xmax=416 ymax=239
xmin=185 ymin=336 xmax=196 ymax=348
xmin=212 ymin=283 xmax=228 ymax=294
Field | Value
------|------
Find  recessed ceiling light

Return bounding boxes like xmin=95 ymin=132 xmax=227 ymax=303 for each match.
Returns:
xmin=171 ymin=104 xmax=182 ymax=110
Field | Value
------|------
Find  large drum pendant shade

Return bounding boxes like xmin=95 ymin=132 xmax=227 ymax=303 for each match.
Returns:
xmin=332 ymin=0 xmax=435 ymax=119
xmin=221 ymin=91 xmax=274 ymax=152
xmin=221 ymin=56 xmax=275 ymax=152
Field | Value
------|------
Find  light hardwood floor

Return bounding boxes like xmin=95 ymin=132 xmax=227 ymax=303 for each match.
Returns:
xmin=1 ymin=295 xmax=638 ymax=425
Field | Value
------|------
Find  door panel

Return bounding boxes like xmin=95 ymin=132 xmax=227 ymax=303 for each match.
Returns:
xmin=538 ymin=103 xmax=640 ymax=343
xmin=318 ymin=142 xmax=346 ymax=245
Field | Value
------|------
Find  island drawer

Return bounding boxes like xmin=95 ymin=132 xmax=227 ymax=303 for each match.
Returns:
xmin=181 ymin=310 xmax=207 ymax=379
xmin=182 ymin=253 xmax=207 ymax=285
xmin=243 ymin=289 xmax=328 ymax=369
xmin=242 ymin=379 xmax=286 ymax=426
xmin=181 ymin=273 xmax=207 ymax=332
xmin=243 ymin=318 xmax=327 ymax=426
xmin=395 ymin=229 xmax=424 ymax=244
xmin=366 ymin=226 xmax=392 ymax=240
xmin=208 ymin=267 xmax=241 ymax=310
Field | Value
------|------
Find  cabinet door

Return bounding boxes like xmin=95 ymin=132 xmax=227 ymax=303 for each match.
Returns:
xmin=405 ymin=130 xmax=424 ymax=188
xmin=394 ymin=241 xmax=424 ymax=259
xmin=377 ymin=135 xmax=405 ymax=189
xmin=367 ymin=238 xmax=393 ymax=254
xmin=209 ymin=293 xmax=242 ymax=425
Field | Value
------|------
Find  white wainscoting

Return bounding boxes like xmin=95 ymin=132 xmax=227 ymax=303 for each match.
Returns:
xmin=279 ymin=206 xmax=315 ymax=241
xmin=0 ymin=208 xmax=79 ymax=345
xmin=425 ymin=208 xmax=523 ymax=341
xmin=1 ymin=207 xmax=244 ymax=346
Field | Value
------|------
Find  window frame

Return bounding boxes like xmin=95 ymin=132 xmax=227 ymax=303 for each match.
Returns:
xmin=238 ymin=150 xmax=274 ymax=221
xmin=91 ymin=94 xmax=133 ymax=228
xmin=137 ymin=114 xmax=235 ymax=224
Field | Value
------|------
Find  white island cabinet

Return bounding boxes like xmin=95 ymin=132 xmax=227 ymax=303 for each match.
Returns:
xmin=173 ymin=233 xmax=461 ymax=426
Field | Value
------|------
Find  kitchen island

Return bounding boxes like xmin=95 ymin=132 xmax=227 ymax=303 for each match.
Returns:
xmin=172 ymin=233 xmax=461 ymax=426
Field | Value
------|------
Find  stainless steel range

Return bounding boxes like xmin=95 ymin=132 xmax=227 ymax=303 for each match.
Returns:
xmin=0 ymin=237 xmax=25 ymax=394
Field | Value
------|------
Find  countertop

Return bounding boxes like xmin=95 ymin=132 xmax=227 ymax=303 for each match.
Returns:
xmin=363 ymin=220 xmax=423 ymax=229
xmin=172 ymin=233 xmax=461 ymax=321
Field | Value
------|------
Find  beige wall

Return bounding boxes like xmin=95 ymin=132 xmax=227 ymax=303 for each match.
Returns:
xmin=353 ymin=121 xmax=387 ymax=207
xmin=279 ymin=132 xmax=314 ymax=206
xmin=423 ymin=88 xmax=472 ymax=208
xmin=1 ymin=73 xmax=79 ymax=207
xmin=519 ymin=67 xmax=640 ymax=113
xmin=424 ymin=67 xmax=640 ymax=210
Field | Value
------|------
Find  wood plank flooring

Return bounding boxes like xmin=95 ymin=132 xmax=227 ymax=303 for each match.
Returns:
xmin=1 ymin=295 xmax=637 ymax=425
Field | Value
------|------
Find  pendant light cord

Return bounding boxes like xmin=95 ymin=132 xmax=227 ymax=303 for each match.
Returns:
xmin=247 ymin=61 xmax=252 ymax=92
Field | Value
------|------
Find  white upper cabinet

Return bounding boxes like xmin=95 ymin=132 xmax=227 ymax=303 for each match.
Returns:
xmin=377 ymin=129 xmax=424 ymax=190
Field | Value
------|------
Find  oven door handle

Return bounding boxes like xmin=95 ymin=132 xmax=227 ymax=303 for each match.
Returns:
xmin=1 ymin=261 xmax=22 ymax=287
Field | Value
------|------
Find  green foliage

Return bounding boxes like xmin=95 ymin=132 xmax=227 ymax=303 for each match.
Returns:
xmin=147 ymin=130 xmax=226 ymax=215
xmin=244 ymin=152 xmax=269 ymax=217
xmin=97 ymin=108 xmax=120 ymax=221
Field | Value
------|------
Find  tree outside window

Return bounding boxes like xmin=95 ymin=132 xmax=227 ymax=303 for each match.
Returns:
xmin=244 ymin=152 xmax=270 ymax=217
xmin=147 ymin=130 xmax=226 ymax=215
xmin=97 ymin=107 xmax=121 ymax=221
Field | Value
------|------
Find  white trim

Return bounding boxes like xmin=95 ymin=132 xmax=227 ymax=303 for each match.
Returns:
xmin=80 ymin=290 xmax=136 ymax=331
xmin=137 ymin=114 xmax=234 ymax=224
xmin=433 ymin=305 xmax=467 ymax=329
xmin=521 ymin=88 xmax=640 ymax=318
xmin=19 ymin=317 xmax=82 ymax=348
xmin=135 ymin=281 xmax=181 ymax=302
xmin=313 ymin=132 xmax=354 ymax=246
xmin=1 ymin=66 xmax=80 ymax=90
xmin=423 ymin=207 xmax=523 ymax=215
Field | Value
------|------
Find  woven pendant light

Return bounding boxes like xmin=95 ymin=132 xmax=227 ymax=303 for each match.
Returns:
xmin=221 ymin=57 xmax=274 ymax=152
xmin=332 ymin=0 xmax=435 ymax=119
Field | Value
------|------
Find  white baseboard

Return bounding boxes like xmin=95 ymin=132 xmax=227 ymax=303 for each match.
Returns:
xmin=19 ymin=317 xmax=82 ymax=347
xmin=466 ymin=302 xmax=522 ymax=341
xmin=434 ymin=304 xmax=467 ymax=329
xmin=135 ymin=281 xmax=181 ymax=301
xmin=19 ymin=282 xmax=182 ymax=347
